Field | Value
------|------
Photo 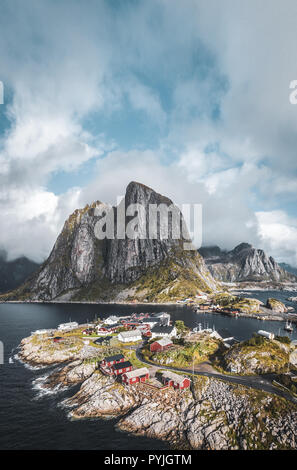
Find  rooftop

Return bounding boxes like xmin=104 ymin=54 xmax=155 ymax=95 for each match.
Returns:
xmin=103 ymin=353 xmax=124 ymax=363
xmin=118 ymin=329 xmax=142 ymax=338
xmin=154 ymin=337 xmax=173 ymax=347
xmin=124 ymin=367 xmax=150 ymax=379
xmin=161 ymin=370 xmax=190 ymax=384
xmin=113 ymin=361 xmax=132 ymax=370
xmin=151 ymin=324 xmax=175 ymax=334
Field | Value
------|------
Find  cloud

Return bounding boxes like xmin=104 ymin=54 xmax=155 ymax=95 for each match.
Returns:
xmin=0 ymin=0 xmax=296 ymax=268
xmin=256 ymin=211 xmax=297 ymax=267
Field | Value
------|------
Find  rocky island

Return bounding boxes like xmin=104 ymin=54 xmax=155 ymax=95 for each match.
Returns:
xmin=18 ymin=319 xmax=297 ymax=450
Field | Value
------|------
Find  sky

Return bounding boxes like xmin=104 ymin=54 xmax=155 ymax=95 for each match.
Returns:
xmin=0 ymin=0 xmax=297 ymax=266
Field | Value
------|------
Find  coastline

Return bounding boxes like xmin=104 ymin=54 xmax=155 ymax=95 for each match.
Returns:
xmin=16 ymin=330 xmax=297 ymax=450
xmin=2 ymin=298 xmax=296 ymax=324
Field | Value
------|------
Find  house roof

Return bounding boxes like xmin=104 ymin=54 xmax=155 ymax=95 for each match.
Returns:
xmin=113 ymin=361 xmax=132 ymax=370
xmin=124 ymin=367 xmax=150 ymax=379
xmin=142 ymin=317 xmax=159 ymax=323
xmin=161 ymin=371 xmax=190 ymax=384
xmin=105 ymin=323 xmax=121 ymax=329
xmin=154 ymin=337 xmax=173 ymax=347
xmin=151 ymin=325 xmax=175 ymax=334
xmin=103 ymin=353 xmax=125 ymax=363
xmin=118 ymin=329 xmax=142 ymax=338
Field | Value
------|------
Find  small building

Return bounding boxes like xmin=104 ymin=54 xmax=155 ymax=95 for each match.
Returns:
xmin=118 ymin=329 xmax=142 ymax=343
xmin=94 ymin=336 xmax=112 ymax=346
xmin=53 ymin=336 xmax=63 ymax=343
xmin=257 ymin=330 xmax=275 ymax=340
xmin=142 ymin=317 xmax=160 ymax=328
xmin=104 ymin=315 xmax=119 ymax=325
xmin=122 ymin=367 xmax=150 ymax=385
xmin=82 ymin=328 xmax=95 ymax=335
xmin=199 ymin=304 xmax=211 ymax=311
xmin=58 ymin=321 xmax=79 ymax=331
xmin=150 ymin=337 xmax=173 ymax=352
xmin=151 ymin=324 xmax=177 ymax=339
xmin=161 ymin=371 xmax=191 ymax=390
xmin=97 ymin=323 xmax=121 ymax=333
xmin=101 ymin=354 xmax=125 ymax=368
xmin=112 ymin=360 xmax=133 ymax=376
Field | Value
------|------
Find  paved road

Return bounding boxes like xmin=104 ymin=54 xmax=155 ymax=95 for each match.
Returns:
xmin=136 ymin=345 xmax=297 ymax=405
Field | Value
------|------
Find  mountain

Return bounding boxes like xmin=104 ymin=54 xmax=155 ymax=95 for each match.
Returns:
xmin=0 ymin=250 xmax=40 ymax=294
xmin=198 ymin=243 xmax=296 ymax=283
xmin=2 ymin=182 xmax=218 ymax=302
xmin=279 ymin=263 xmax=297 ymax=277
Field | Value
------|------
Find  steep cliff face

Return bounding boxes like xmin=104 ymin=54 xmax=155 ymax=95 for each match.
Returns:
xmin=6 ymin=182 xmax=217 ymax=301
xmin=199 ymin=243 xmax=296 ymax=283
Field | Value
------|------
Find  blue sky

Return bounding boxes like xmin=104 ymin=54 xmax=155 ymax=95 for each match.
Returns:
xmin=1 ymin=0 xmax=297 ymax=265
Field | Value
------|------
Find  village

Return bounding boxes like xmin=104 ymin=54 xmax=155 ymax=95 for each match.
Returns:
xmin=30 ymin=306 xmax=297 ymax=396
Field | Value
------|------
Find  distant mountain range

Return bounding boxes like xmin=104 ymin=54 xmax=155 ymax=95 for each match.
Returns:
xmin=279 ymin=262 xmax=297 ymax=277
xmin=0 ymin=250 xmax=40 ymax=294
xmin=198 ymin=243 xmax=296 ymax=283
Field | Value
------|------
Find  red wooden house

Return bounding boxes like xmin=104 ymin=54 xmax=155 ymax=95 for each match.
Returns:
xmin=161 ymin=371 xmax=191 ymax=390
xmin=101 ymin=354 xmax=125 ymax=368
xmin=122 ymin=367 xmax=150 ymax=385
xmin=150 ymin=337 xmax=173 ymax=352
xmin=98 ymin=323 xmax=120 ymax=333
xmin=112 ymin=360 xmax=133 ymax=376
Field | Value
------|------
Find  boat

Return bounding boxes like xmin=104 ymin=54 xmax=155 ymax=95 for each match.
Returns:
xmin=284 ymin=320 xmax=293 ymax=332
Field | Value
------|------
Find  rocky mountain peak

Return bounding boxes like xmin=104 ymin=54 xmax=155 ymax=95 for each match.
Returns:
xmin=199 ymin=243 xmax=296 ymax=283
xmin=6 ymin=182 xmax=217 ymax=301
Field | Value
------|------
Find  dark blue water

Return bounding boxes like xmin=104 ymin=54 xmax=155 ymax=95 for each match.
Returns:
xmin=0 ymin=296 xmax=296 ymax=450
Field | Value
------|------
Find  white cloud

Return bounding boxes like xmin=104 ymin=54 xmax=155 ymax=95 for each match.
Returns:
xmin=256 ymin=211 xmax=297 ymax=266
xmin=0 ymin=0 xmax=296 ymax=268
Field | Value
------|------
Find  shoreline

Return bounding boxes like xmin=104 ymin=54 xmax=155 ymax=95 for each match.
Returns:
xmin=2 ymin=299 xmax=297 ymax=323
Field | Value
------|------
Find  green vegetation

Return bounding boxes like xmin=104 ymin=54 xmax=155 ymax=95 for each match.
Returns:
xmin=142 ymin=336 xmax=220 ymax=368
xmin=223 ymin=335 xmax=290 ymax=375
xmin=275 ymin=335 xmax=291 ymax=344
xmin=175 ymin=320 xmax=189 ymax=336
xmin=212 ymin=292 xmax=262 ymax=313
xmin=266 ymin=298 xmax=287 ymax=312
xmin=132 ymin=248 xmax=216 ymax=302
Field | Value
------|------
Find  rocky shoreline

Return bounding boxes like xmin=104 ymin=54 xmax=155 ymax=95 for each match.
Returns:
xmin=19 ymin=334 xmax=297 ymax=450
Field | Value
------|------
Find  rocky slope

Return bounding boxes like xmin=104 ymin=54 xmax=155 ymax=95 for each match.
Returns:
xmin=34 ymin=357 xmax=297 ymax=450
xmin=19 ymin=332 xmax=297 ymax=449
xmin=199 ymin=243 xmax=296 ymax=283
xmin=3 ymin=182 xmax=218 ymax=302
xmin=222 ymin=336 xmax=291 ymax=375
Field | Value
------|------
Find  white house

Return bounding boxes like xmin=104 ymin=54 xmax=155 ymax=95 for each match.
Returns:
xmin=104 ymin=315 xmax=119 ymax=325
xmin=151 ymin=324 xmax=177 ymax=339
xmin=118 ymin=329 xmax=142 ymax=343
xmin=58 ymin=322 xmax=79 ymax=331
xmin=257 ymin=330 xmax=275 ymax=340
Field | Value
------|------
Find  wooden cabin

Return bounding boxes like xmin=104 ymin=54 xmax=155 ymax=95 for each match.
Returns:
xmin=101 ymin=354 xmax=125 ymax=368
xmin=161 ymin=371 xmax=191 ymax=390
xmin=112 ymin=360 xmax=133 ymax=376
xmin=122 ymin=367 xmax=150 ymax=385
